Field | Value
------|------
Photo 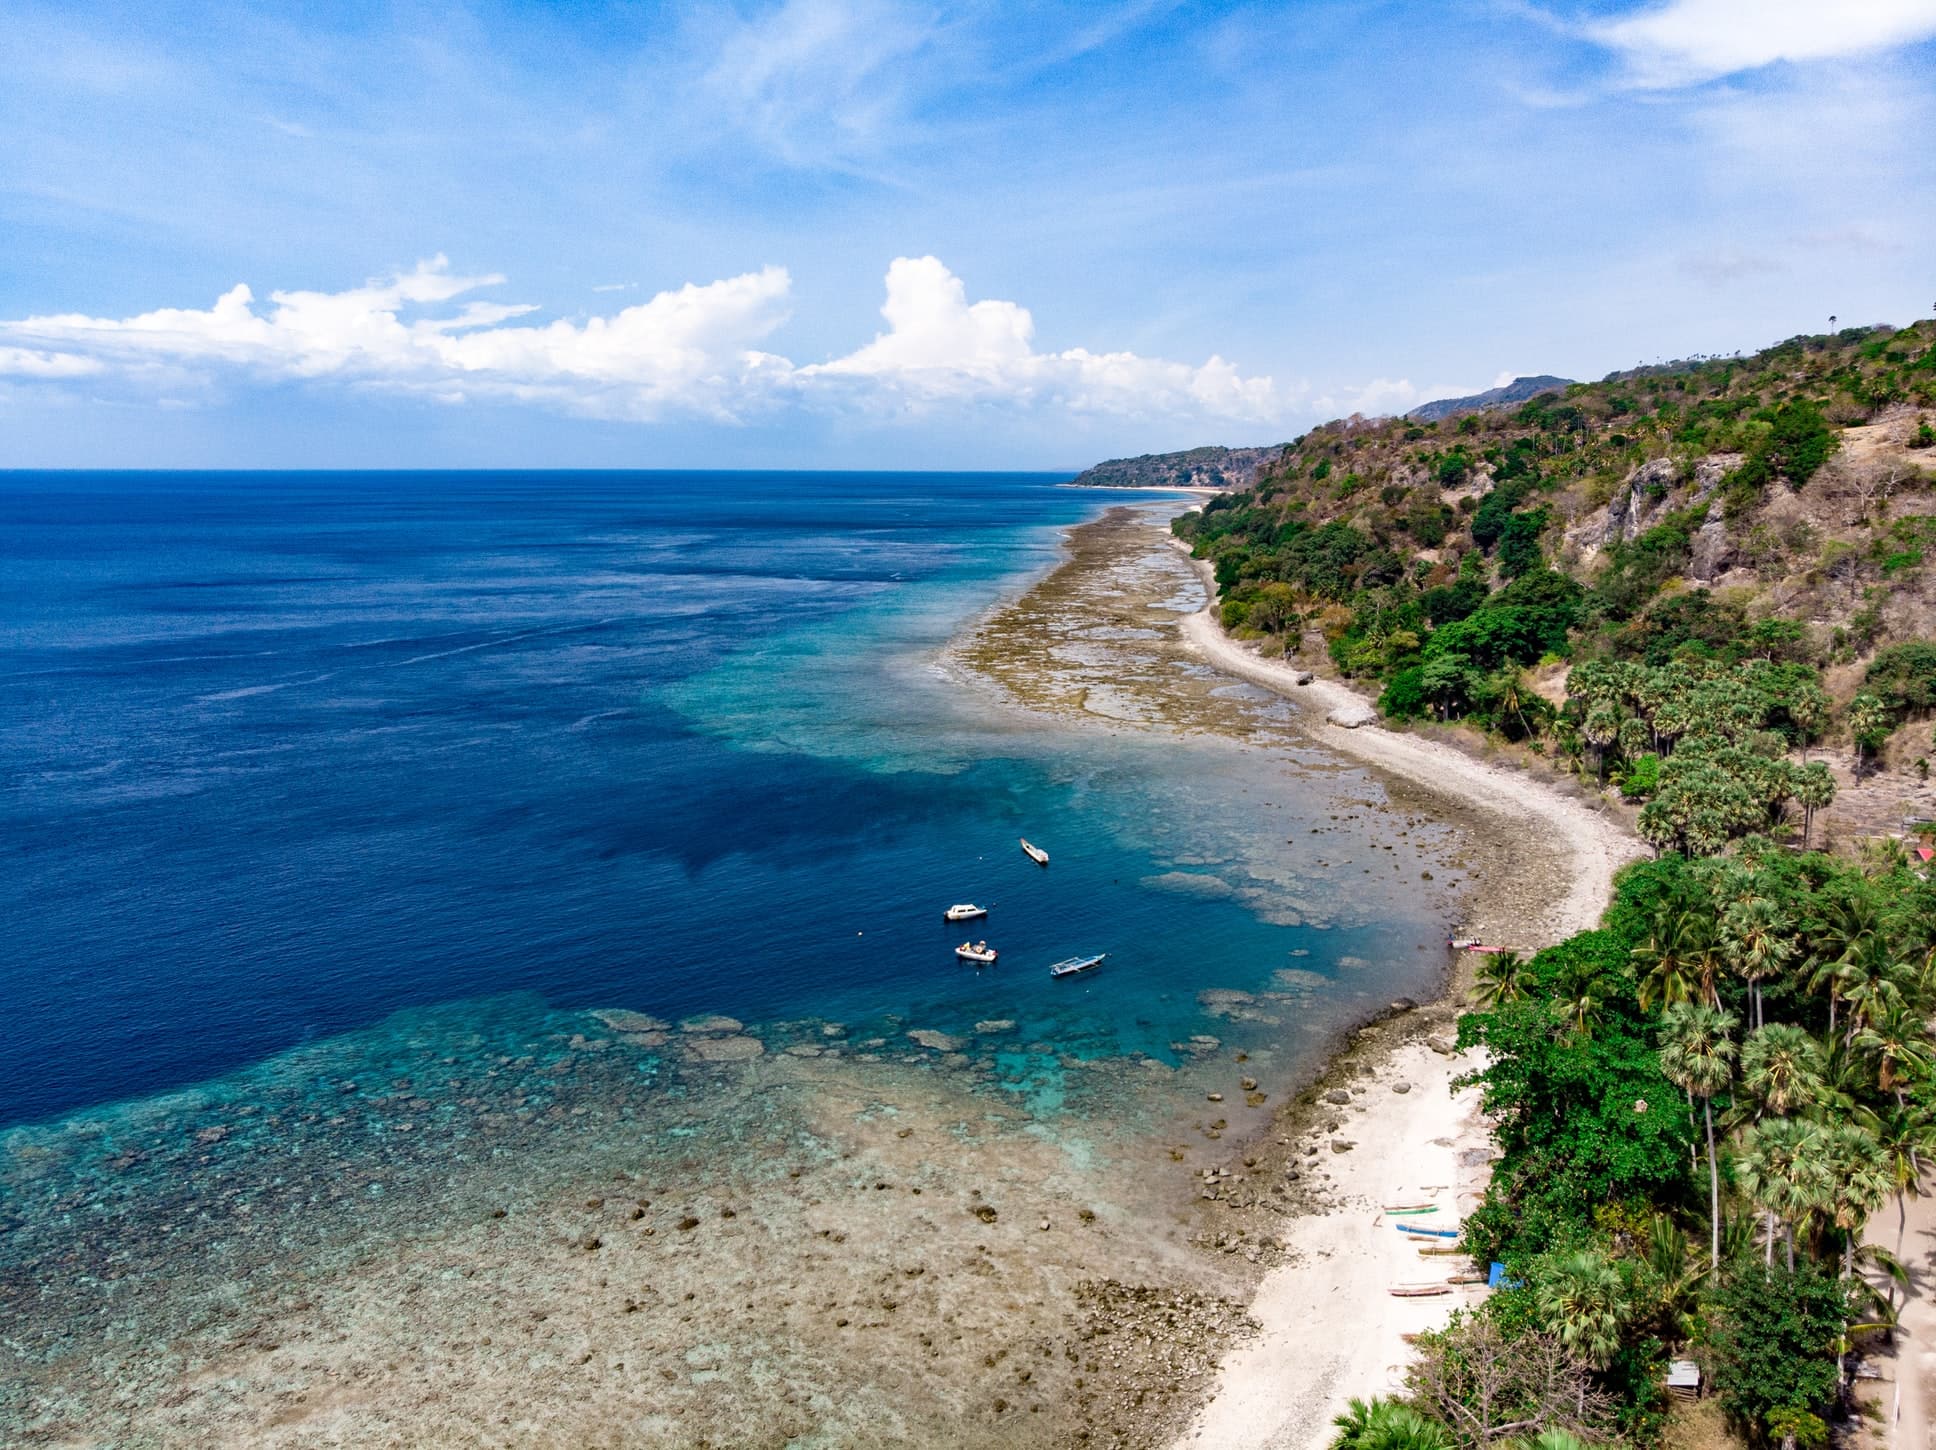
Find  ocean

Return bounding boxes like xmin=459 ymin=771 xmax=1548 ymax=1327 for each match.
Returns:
xmin=1 ymin=471 xmax=1452 ymax=1131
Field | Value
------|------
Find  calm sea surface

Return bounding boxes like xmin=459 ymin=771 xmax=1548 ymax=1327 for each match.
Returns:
xmin=0 ymin=471 xmax=1451 ymax=1134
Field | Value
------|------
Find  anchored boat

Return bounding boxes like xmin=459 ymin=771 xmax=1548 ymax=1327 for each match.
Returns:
xmin=1048 ymin=952 xmax=1105 ymax=979
xmin=955 ymin=941 xmax=999 ymax=965
xmin=943 ymin=904 xmax=989 ymax=922
xmin=1020 ymin=838 xmax=1049 ymax=866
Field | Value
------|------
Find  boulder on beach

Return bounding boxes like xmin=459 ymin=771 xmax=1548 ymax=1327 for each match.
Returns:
xmin=1325 ymin=699 xmax=1379 ymax=729
xmin=686 ymin=1035 xmax=765 ymax=1062
xmin=680 ymin=1014 xmax=744 ymax=1035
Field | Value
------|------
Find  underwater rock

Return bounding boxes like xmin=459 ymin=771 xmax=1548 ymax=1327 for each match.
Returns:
xmin=784 ymin=1044 xmax=824 ymax=1058
xmin=973 ymin=1019 xmax=1016 ymax=1035
xmin=680 ymin=1014 xmax=744 ymax=1035
xmin=687 ymin=1035 xmax=765 ymax=1062
xmin=907 ymin=1030 xmax=965 ymax=1053
xmin=592 ymin=1009 xmax=670 ymax=1034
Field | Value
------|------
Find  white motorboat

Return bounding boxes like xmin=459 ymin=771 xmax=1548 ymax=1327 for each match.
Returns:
xmin=1020 ymin=838 xmax=1049 ymax=866
xmin=1048 ymin=952 xmax=1105 ymax=979
xmin=944 ymin=904 xmax=989 ymax=923
xmin=956 ymin=941 xmax=999 ymax=965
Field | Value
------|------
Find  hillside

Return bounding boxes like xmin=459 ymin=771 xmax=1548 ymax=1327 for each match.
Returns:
xmin=1174 ymin=319 xmax=1936 ymax=852
xmin=1070 ymin=443 xmax=1286 ymax=489
xmin=1406 ymin=374 xmax=1574 ymax=422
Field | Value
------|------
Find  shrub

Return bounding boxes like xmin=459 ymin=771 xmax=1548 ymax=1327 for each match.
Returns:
xmin=1705 ymin=1264 xmax=1849 ymax=1435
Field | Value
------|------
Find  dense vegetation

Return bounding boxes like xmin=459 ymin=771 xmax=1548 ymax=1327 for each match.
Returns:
xmin=1177 ymin=320 xmax=1936 ymax=830
xmin=1333 ymin=842 xmax=1936 ymax=1450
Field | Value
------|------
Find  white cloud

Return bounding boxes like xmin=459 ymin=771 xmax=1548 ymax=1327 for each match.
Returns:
xmin=1 ymin=253 xmax=1314 ymax=428
xmin=1589 ymin=0 xmax=1936 ymax=87
xmin=806 ymin=255 xmax=1287 ymax=422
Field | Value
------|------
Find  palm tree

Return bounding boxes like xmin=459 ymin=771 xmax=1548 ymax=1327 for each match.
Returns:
xmin=1633 ymin=911 xmax=1703 ymax=1013
xmin=1330 ymin=1397 xmax=1451 ymax=1450
xmin=1660 ymin=1002 xmax=1739 ymax=1268
xmin=1857 ymin=1101 xmax=1936 ymax=1250
xmin=1822 ymin=1122 xmax=1891 ymax=1277
xmin=1536 ymin=1249 xmax=1630 ymax=1369
xmin=1472 ymin=951 xmax=1527 ymax=1010
xmin=1809 ymin=889 xmax=1886 ymax=1034
xmin=1853 ymin=998 xmax=1936 ymax=1105
xmin=1794 ymin=762 xmax=1834 ymax=850
xmin=1737 ymin=1117 xmax=1834 ymax=1269
xmin=1736 ymin=1024 xmax=1826 ymax=1122
xmin=1721 ymin=895 xmax=1795 ymax=1029
xmin=1583 ymin=705 xmax=1619 ymax=783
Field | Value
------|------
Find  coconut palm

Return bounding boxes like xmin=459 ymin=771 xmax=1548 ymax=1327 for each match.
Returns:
xmin=1853 ymin=998 xmax=1936 ymax=1104
xmin=1735 ymin=1024 xmax=1826 ymax=1123
xmin=1633 ymin=911 xmax=1703 ymax=1013
xmin=1808 ymin=889 xmax=1886 ymax=1034
xmin=1472 ymin=951 xmax=1527 ymax=1010
xmin=1737 ymin=1117 xmax=1834 ymax=1269
xmin=1536 ymin=1249 xmax=1630 ymax=1369
xmin=1857 ymin=1102 xmax=1936 ymax=1250
xmin=1660 ymin=1002 xmax=1738 ymax=1268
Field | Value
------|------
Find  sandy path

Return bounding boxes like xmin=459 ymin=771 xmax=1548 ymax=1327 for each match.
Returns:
xmin=1173 ymin=567 xmax=1645 ymax=1450
xmin=1874 ymin=1190 xmax=1936 ymax=1450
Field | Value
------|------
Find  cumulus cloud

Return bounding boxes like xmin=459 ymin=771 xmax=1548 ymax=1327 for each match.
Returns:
xmin=1588 ymin=0 xmax=1936 ymax=87
xmin=1 ymin=253 xmax=1317 ymax=428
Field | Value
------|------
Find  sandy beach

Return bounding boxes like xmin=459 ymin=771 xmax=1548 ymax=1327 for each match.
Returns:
xmin=1168 ymin=538 xmax=1646 ymax=1450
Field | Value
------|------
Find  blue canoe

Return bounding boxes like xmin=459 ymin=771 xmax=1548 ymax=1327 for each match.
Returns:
xmin=1396 ymin=1222 xmax=1463 ymax=1238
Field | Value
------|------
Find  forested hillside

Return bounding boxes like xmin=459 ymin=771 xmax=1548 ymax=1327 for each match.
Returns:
xmin=1177 ymin=320 xmax=1936 ymax=853
xmin=1251 ymin=323 xmax=1936 ymax=1450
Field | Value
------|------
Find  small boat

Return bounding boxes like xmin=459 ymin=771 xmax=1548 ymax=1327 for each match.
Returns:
xmin=1382 ymin=1202 xmax=1438 ymax=1215
xmin=1396 ymin=1223 xmax=1462 ymax=1238
xmin=1389 ymin=1284 xmax=1452 ymax=1298
xmin=1049 ymin=952 xmax=1106 ymax=979
xmin=1447 ymin=1273 xmax=1488 ymax=1284
xmin=955 ymin=941 xmax=999 ymax=965
xmin=1448 ymin=937 xmax=1484 ymax=950
xmin=944 ymin=904 xmax=989 ymax=923
xmin=1418 ymin=1246 xmax=1468 ymax=1257
xmin=1020 ymin=838 xmax=1049 ymax=866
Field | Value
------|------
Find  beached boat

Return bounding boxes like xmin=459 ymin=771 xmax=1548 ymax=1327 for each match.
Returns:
xmin=1417 ymin=1246 xmax=1468 ymax=1257
xmin=1389 ymin=1284 xmax=1452 ymax=1298
xmin=1396 ymin=1223 xmax=1462 ymax=1238
xmin=1382 ymin=1202 xmax=1438 ymax=1215
xmin=943 ymin=904 xmax=989 ymax=922
xmin=1447 ymin=1273 xmax=1488 ymax=1284
xmin=1048 ymin=952 xmax=1105 ymax=979
xmin=955 ymin=941 xmax=999 ymax=965
xmin=1020 ymin=838 xmax=1049 ymax=866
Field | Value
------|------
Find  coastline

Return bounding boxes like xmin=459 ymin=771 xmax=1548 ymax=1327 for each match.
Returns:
xmin=1164 ymin=539 xmax=1646 ymax=1450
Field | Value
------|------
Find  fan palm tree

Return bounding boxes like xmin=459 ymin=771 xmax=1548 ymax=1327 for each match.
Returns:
xmin=1330 ymin=1397 xmax=1451 ymax=1450
xmin=1536 ymin=1249 xmax=1630 ymax=1369
xmin=1583 ymin=705 xmax=1619 ymax=783
xmin=1472 ymin=951 xmax=1527 ymax=1010
xmin=1721 ymin=896 xmax=1795 ymax=1029
xmin=1822 ymin=1122 xmax=1892 ymax=1277
xmin=1793 ymin=761 xmax=1834 ymax=850
xmin=1736 ymin=1024 xmax=1826 ymax=1123
xmin=1737 ymin=1117 xmax=1834 ymax=1269
xmin=1660 ymin=1002 xmax=1738 ymax=1268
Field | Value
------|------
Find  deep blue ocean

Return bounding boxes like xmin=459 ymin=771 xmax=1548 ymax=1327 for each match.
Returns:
xmin=0 ymin=471 xmax=1450 ymax=1132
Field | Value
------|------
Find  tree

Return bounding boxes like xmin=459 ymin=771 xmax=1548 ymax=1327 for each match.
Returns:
xmin=1852 ymin=998 xmax=1935 ymax=1104
xmin=1536 ymin=1251 xmax=1630 ymax=1369
xmin=1737 ymin=1025 xmax=1825 ymax=1122
xmin=1856 ymin=1101 xmax=1936 ymax=1250
xmin=1405 ymin=1317 xmax=1616 ymax=1449
xmin=1474 ymin=952 xmax=1528 ymax=1010
xmin=1659 ymin=1002 xmax=1738 ymax=1267
xmin=1737 ymin=1118 xmax=1833 ymax=1269
xmin=1707 ymin=1263 xmax=1850 ymax=1437
xmin=1632 ymin=911 xmax=1703 ymax=1013
xmin=1582 ymin=706 xmax=1619 ymax=783
xmin=1721 ymin=896 xmax=1794 ymax=1028
xmin=1331 ymin=1398 xmax=1454 ymax=1450
xmin=1849 ymin=693 xmax=1890 ymax=778
xmin=1793 ymin=763 xmax=1834 ymax=852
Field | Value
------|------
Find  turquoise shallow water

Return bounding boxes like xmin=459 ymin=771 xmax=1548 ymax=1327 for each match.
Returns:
xmin=0 ymin=472 xmax=1463 ymax=1379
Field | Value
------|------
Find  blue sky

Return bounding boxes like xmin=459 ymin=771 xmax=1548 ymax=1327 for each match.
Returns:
xmin=2 ymin=0 xmax=1933 ymax=469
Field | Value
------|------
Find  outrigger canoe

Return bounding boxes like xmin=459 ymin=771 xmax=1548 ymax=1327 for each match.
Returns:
xmin=1389 ymin=1284 xmax=1452 ymax=1298
xmin=1382 ymin=1202 xmax=1439 ymax=1215
xmin=1396 ymin=1223 xmax=1462 ymax=1238
xmin=1049 ymin=953 xmax=1105 ymax=979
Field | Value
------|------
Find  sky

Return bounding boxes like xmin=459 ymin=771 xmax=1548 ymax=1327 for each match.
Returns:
xmin=1 ymin=0 xmax=1933 ymax=469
